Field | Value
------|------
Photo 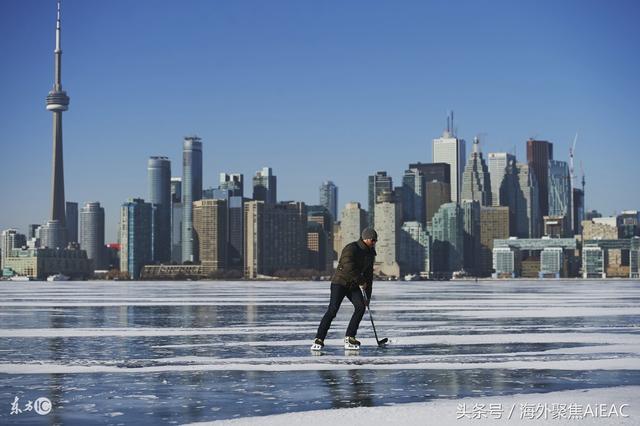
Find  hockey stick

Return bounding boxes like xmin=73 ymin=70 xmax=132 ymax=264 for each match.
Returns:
xmin=361 ymin=287 xmax=388 ymax=347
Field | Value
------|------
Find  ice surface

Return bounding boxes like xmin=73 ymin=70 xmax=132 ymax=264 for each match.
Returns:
xmin=0 ymin=279 xmax=639 ymax=424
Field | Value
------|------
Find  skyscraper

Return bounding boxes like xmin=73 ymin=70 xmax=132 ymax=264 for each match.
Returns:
xmin=402 ymin=169 xmax=425 ymax=224
xmin=368 ymin=171 xmax=393 ymax=227
xmin=433 ymin=115 xmax=466 ymax=203
xmin=425 ymin=181 xmax=451 ymax=226
xmin=479 ymin=206 xmax=510 ymax=277
xmin=45 ymin=0 xmax=71 ymax=249
xmin=526 ymin=139 xmax=553 ymax=217
xmin=460 ymin=137 xmax=492 ymax=206
xmin=65 ymin=201 xmax=78 ymax=244
xmin=408 ymin=163 xmax=451 ymax=185
xmin=514 ymin=163 xmax=541 ymax=238
xmin=462 ymin=200 xmax=481 ymax=274
xmin=548 ymin=160 xmax=571 ymax=236
xmin=219 ymin=173 xmax=244 ymax=197
xmin=252 ymin=167 xmax=277 ymax=205
xmin=193 ymin=199 xmax=227 ymax=272
xmin=79 ymin=202 xmax=105 ymax=270
xmin=120 ymin=198 xmax=153 ymax=279
xmin=148 ymin=156 xmax=171 ymax=263
xmin=572 ymin=188 xmax=585 ymax=235
xmin=340 ymin=202 xmax=367 ymax=248
xmin=181 ymin=136 xmax=203 ymax=263
xmin=487 ymin=152 xmax=516 ymax=207
xmin=498 ymin=157 xmax=519 ymax=236
xmin=170 ymin=177 xmax=183 ymax=263
xmin=319 ymin=181 xmax=338 ymax=221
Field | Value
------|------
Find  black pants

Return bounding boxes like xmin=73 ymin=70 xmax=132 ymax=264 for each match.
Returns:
xmin=315 ymin=283 xmax=371 ymax=340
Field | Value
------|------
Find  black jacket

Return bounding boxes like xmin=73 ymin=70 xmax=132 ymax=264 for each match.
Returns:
xmin=331 ymin=239 xmax=376 ymax=290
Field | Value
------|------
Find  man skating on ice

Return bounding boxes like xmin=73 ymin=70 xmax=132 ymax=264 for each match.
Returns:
xmin=311 ymin=228 xmax=377 ymax=351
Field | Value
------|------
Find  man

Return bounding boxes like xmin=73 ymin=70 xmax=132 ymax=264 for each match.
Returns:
xmin=311 ymin=227 xmax=377 ymax=351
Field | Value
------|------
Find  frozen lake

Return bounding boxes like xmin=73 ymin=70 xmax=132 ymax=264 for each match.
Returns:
xmin=1 ymin=279 xmax=639 ymax=424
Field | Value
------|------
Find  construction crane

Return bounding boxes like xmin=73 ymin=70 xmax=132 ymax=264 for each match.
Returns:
xmin=569 ymin=132 xmax=578 ymax=189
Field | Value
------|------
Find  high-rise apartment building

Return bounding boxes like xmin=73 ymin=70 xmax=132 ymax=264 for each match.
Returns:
xmin=399 ymin=221 xmax=431 ymax=275
xmin=340 ymin=202 xmax=367 ymax=249
xmin=487 ymin=152 xmax=516 ymax=207
xmin=583 ymin=244 xmax=605 ymax=278
xmin=479 ymin=206 xmax=510 ymax=277
xmin=39 ymin=220 xmax=66 ymax=250
xmin=120 ymin=198 xmax=153 ymax=279
xmin=148 ymin=156 xmax=171 ymax=263
xmin=433 ymin=119 xmax=466 ymax=204
xmin=227 ymin=196 xmax=245 ymax=271
xmin=430 ymin=203 xmax=464 ymax=273
xmin=308 ymin=205 xmax=334 ymax=272
xmin=319 ymin=181 xmax=338 ymax=221
xmin=460 ymin=137 xmax=492 ymax=206
xmin=493 ymin=246 xmax=521 ymax=278
xmin=526 ymin=139 xmax=553 ymax=217
xmin=368 ymin=171 xmax=393 ymax=227
xmin=181 ymin=137 xmax=203 ymax=263
xmin=630 ymin=237 xmax=640 ymax=279
xmin=79 ymin=202 xmax=105 ymax=270
xmin=244 ymin=201 xmax=307 ymax=278
xmin=617 ymin=211 xmax=640 ymax=239
xmin=65 ymin=202 xmax=78 ymax=244
xmin=540 ymin=247 xmax=563 ymax=278
xmin=170 ymin=177 xmax=182 ymax=263
xmin=307 ymin=222 xmax=329 ymax=272
xmin=1 ymin=229 xmax=26 ymax=269
xmin=193 ymin=199 xmax=227 ymax=272
xmin=252 ymin=167 xmax=277 ymax=205
xmin=374 ymin=191 xmax=401 ymax=278
xmin=333 ymin=222 xmax=343 ymax=261
xmin=28 ymin=225 xmax=41 ymax=240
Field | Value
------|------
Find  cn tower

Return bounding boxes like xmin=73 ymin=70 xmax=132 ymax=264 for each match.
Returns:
xmin=45 ymin=0 xmax=70 ymax=245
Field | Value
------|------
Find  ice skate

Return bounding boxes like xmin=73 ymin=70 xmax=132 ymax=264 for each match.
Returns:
xmin=310 ymin=338 xmax=324 ymax=352
xmin=344 ymin=336 xmax=360 ymax=350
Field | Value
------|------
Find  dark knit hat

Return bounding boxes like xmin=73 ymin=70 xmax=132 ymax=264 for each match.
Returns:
xmin=361 ymin=227 xmax=378 ymax=241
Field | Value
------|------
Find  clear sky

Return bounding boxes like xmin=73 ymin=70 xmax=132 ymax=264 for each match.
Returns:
xmin=1 ymin=0 xmax=639 ymax=242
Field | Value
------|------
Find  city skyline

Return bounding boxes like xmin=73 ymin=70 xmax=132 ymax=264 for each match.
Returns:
xmin=2 ymin=1 xmax=639 ymax=241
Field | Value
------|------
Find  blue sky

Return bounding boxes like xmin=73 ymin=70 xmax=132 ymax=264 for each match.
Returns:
xmin=1 ymin=0 xmax=639 ymax=241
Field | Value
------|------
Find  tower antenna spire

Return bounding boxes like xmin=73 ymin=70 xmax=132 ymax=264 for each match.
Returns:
xmin=45 ymin=0 xmax=71 ymax=248
xmin=54 ymin=0 xmax=63 ymax=90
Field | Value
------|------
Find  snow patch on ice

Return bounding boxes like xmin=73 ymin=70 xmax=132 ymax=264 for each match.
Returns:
xmin=186 ymin=386 xmax=640 ymax=426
